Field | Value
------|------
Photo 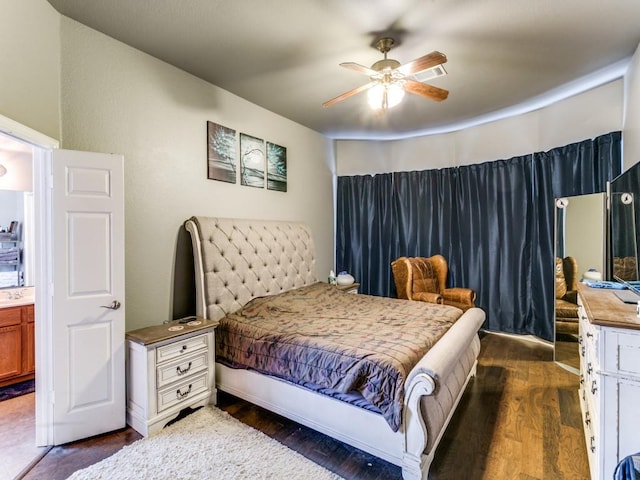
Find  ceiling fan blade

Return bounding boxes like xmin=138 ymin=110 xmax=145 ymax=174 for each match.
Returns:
xmin=322 ymin=81 xmax=377 ymax=108
xmin=397 ymin=51 xmax=447 ymax=76
xmin=403 ymin=79 xmax=449 ymax=102
xmin=339 ymin=62 xmax=378 ymax=76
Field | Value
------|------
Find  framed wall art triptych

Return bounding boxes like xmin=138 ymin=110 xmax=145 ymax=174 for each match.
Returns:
xmin=206 ymin=121 xmax=287 ymax=192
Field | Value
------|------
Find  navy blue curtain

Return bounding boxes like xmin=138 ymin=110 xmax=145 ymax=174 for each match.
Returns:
xmin=336 ymin=173 xmax=396 ymax=295
xmin=336 ymin=131 xmax=621 ymax=341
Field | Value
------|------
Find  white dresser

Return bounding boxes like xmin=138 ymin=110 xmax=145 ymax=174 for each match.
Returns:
xmin=577 ymin=284 xmax=640 ymax=479
xmin=126 ymin=317 xmax=218 ymax=436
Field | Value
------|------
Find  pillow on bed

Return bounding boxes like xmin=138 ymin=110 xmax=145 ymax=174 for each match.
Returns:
xmin=555 ymin=257 xmax=567 ymax=299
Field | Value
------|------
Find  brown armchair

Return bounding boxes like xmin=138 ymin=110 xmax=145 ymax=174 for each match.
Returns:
xmin=555 ymin=256 xmax=579 ymax=335
xmin=391 ymin=255 xmax=477 ymax=311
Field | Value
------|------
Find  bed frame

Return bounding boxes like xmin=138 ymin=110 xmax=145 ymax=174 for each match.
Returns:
xmin=185 ymin=216 xmax=485 ymax=480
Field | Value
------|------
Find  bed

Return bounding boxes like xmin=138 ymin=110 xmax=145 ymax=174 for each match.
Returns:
xmin=185 ymin=216 xmax=485 ymax=480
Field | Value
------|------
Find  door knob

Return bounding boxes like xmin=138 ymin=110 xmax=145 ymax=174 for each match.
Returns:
xmin=101 ymin=300 xmax=121 ymax=310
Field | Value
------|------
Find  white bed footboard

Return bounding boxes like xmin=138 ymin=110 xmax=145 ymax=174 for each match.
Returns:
xmin=402 ymin=310 xmax=483 ymax=479
xmin=185 ymin=216 xmax=485 ymax=479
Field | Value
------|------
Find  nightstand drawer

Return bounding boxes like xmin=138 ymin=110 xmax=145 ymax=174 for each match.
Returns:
xmin=156 ymin=333 xmax=208 ymax=364
xmin=157 ymin=371 xmax=209 ymax=412
xmin=156 ymin=350 xmax=209 ymax=389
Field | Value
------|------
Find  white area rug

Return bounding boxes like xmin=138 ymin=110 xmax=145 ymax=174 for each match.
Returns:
xmin=67 ymin=407 xmax=344 ymax=480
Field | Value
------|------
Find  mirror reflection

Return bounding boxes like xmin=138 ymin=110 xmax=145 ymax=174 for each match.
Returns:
xmin=610 ymin=161 xmax=640 ymax=282
xmin=554 ymin=193 xmax=606 ymax=373
xmin=611 ymin=192 xmax=638 ymax=281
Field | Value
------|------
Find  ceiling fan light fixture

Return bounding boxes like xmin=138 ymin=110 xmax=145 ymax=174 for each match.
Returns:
xmin=322 ymin=37 xmax=448 ymax=109
xmin=368 ymin=82 xmax=405 ymax=110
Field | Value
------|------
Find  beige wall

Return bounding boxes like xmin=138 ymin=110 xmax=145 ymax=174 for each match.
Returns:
xmin=58 ymin=19 xmax=334 ymax=330
xmin=337 ymin=80 xmax=624 ymax=175
xmin=0 ymin=0 xmax=60 ymax=140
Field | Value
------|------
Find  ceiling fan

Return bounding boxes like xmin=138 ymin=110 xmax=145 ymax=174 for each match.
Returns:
xmin=322 ymin=37 xmax=449 ymax=110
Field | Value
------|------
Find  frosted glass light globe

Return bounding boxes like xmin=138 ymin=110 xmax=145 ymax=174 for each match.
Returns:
xmin=367 ymin=83 xmax=405 ymax=110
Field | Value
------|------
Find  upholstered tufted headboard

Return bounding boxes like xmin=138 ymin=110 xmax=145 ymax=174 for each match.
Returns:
xmin=184 ymin=216 xmax=318 ymax=321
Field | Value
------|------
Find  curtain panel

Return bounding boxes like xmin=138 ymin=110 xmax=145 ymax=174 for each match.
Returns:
xmin=336 ymin=131 xmax=621 ymax=341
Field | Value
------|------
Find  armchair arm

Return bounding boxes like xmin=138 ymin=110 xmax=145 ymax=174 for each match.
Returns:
xmin=413 ymin=292 xmax=443 ymax=304
xmin=442 ymin=287 xmax=476 ymax=307
xmin=563 ymin=290 xmax=578 ymax=305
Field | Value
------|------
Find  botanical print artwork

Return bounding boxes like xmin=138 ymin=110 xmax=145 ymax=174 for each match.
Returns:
xmin=266 ymin=142 xmax=287 ymax=192
xmin=240 ymin=133 xmax=265 ymax=188
xmin=207 ymin=121 xmax=237 ymax=183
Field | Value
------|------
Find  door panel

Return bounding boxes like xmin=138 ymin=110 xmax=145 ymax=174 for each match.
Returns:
xmin=51 ymin=149 xmax=125 ymax=445
xmin=68 ymin=212 xmax=111 ymax=295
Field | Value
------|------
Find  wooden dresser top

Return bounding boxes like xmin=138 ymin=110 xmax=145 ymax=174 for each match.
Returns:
xmin=577 ymin=283 xmax=640 ymax=331
xmin=126 ymin=317 xmax=219 ymax=346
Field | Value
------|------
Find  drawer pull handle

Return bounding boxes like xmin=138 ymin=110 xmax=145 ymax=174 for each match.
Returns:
xmin=181 ymin=345 xmax=188 ymax=352
xmin=587 ymin=363 xmax=592 ymax=375
xmin=590 ymin=436 xmax=596 ymax=453
xmin=580 ymin=374 xmax=584 ymax=385
xmin=591 ymin=381 xmax=597 ymax=395
xmin=176 ymin=384 xmax=192 ymax=399
xmin=584 ymin=411 xmax=591 ymax=426
xmin=586 ymin=332 xmax=593 ymax=338
xmin=176 ymin=362 xmax=192 ymax=376
xmin=581 ymin=345 xmax=585 ymax=357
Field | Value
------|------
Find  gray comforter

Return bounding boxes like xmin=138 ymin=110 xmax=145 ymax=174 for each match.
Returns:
xmin=216 ymin=282 xmax=463 ymax=431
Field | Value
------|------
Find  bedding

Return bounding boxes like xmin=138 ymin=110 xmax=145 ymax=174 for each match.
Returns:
xmin=216 ymin=282 xmax=463 ymax=431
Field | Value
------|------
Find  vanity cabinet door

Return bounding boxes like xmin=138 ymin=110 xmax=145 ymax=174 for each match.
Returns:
xmin=0 ymin=307 xmax=22 ymax=380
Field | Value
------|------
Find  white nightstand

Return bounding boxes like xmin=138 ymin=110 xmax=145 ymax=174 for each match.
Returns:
xmin=337 ymin=282 xmax=360 ymax=294
xmin=125 ymin=317 xmax=218 ymax=436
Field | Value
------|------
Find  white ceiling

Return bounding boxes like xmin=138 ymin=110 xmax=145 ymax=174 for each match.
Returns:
xmin=45 ymin=0 xmax=640 ymax=140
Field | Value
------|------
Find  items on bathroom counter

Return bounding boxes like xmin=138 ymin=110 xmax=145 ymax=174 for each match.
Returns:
xmin=0 ymin=287 xmax=35 ymax=308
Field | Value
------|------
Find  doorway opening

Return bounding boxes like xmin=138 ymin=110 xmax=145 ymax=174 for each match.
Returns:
xmin=0 ymin=115 xmax=58 ymax=477
xmin=0 ymin=130 xmax=48 ymax=478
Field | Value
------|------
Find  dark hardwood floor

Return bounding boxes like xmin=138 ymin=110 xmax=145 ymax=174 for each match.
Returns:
xmin=20 ymin=332 xmax=589 ymax=480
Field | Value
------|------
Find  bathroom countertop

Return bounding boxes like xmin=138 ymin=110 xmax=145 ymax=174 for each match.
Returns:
xmin=0 ymin=287 xmax=35 ymax=308
xmin=0 ymin=297 xmax=35 ymax=308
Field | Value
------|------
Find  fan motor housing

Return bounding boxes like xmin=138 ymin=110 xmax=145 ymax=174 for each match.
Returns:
xmin=371 ymin=58 xmax=401 ymax=72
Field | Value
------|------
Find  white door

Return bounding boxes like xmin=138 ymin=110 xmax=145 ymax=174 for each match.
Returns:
xmin=51 ymin=149 xmax=125 ymax=445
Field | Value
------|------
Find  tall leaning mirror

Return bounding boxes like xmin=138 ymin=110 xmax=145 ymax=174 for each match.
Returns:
xmin=554 ymin=193 xmax=606 ymax=373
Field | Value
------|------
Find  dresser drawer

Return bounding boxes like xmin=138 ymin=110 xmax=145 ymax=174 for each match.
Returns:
xmin=156 ymin=350 xmax=209 ymax=389
xmin=156 ymin=371 xmax=209 ymax=412
xmin=156 ymin=333 xmax=208 ymax=364
xmin=602 ymin=329 xmax=640 ymax=377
